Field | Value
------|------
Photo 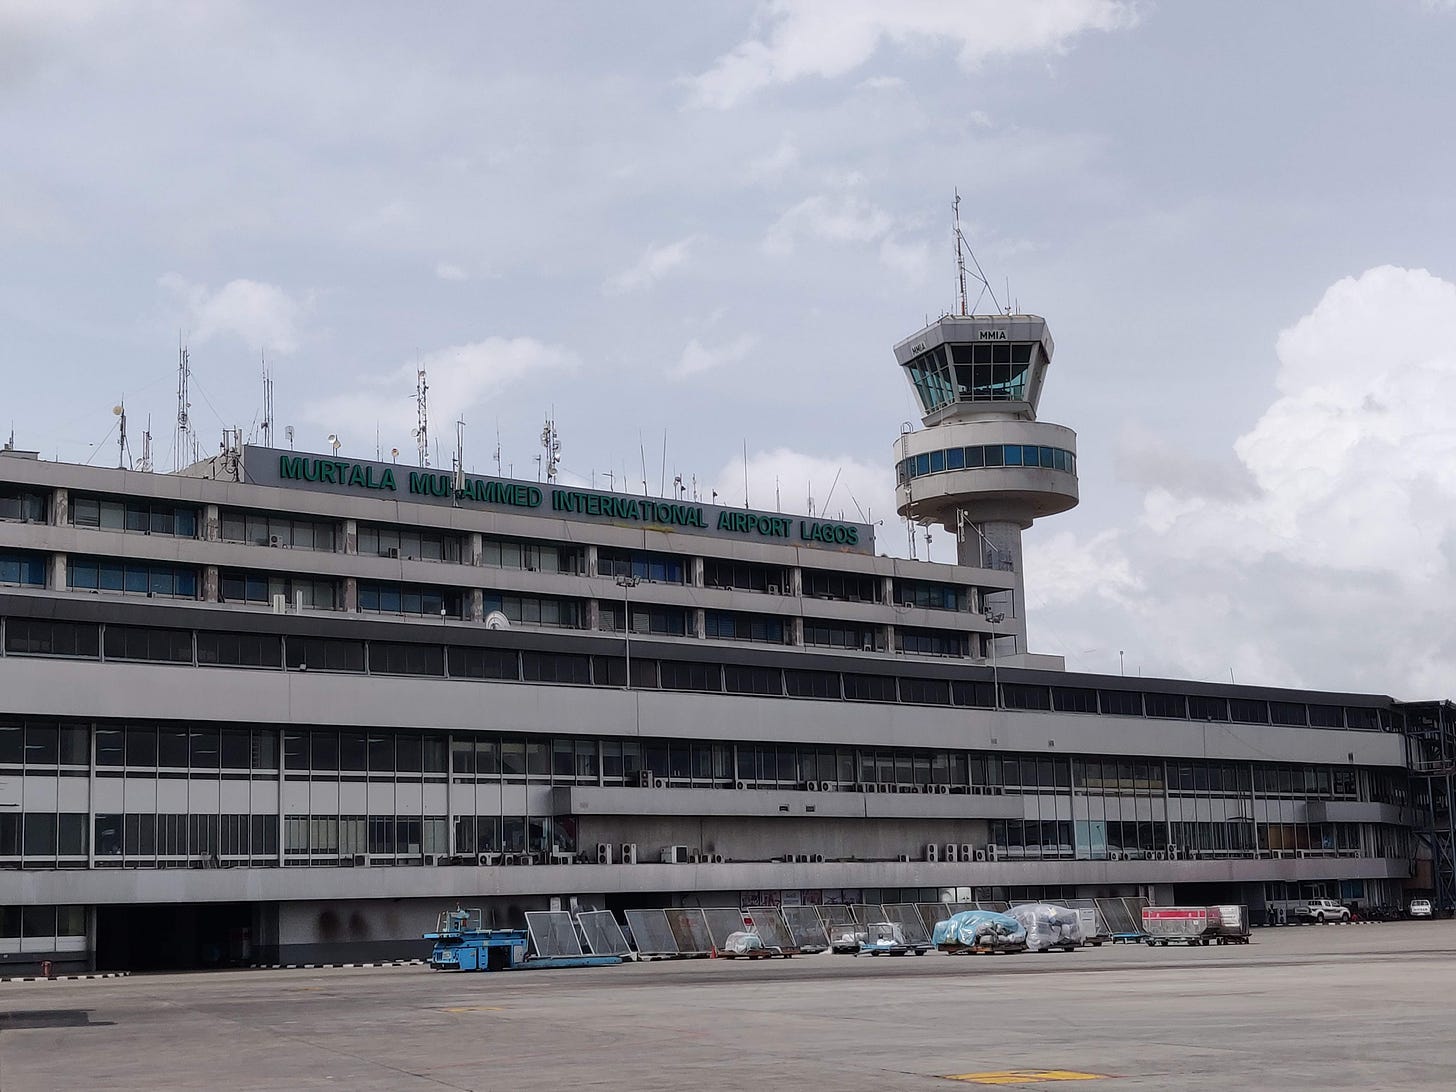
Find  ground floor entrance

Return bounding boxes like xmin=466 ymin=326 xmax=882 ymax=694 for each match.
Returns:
xmin=95 ymin=902 xmax=256 ymax=972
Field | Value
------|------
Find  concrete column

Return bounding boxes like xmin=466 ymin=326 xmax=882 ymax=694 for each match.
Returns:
xmin=343 ymin=519 xmax=358 ymax=555
xmin=344 ymin=576 xmax=358 ymax=612
xmin=203 ymin=564 xmax=220 ymax=603
xmin=586 ymin=544 xmax=599 ymax=577
xmin=692 ymin=607 xmax=706 ymax=639
xmin=468 ymin=532 xmax=483 ymax=566
xmin=470 ymin=588 xmax=484 ymax=623
xmin=883 ymin=624 xmax=894 ymax=654
xmin=204 ymin=503 xmax=220 ymax=541
xmin=691 ymin=557 xmax=704 ymax=587
xmin=49 ymin=554 xmax=66 ymax=591
xmin=50 ymin=487 xmax=68 ymax=525
xmin=881 ymin=575 xmax=895 ymax=606
xmin=790 ymin=566 xmax=803 ymax=597
xmin=791 ymin=617 xmax=804 ymax=647
xmin=585 ymin=598 xmax=600 ymax=630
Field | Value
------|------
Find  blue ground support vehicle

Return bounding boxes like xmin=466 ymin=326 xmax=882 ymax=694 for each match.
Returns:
xmin=425 ymin=908 xmax=621 ymax=971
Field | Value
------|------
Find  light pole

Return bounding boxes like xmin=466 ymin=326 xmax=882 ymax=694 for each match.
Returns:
xmin=984 ymin=610 xmax=1004 ymax=709
xmin=616 ymin=575 xmax=640 ymax=689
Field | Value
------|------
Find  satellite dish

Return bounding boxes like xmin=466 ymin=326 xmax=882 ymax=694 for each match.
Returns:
xmin=112 ymin=405 xmax=123 ymax=416
xmin=485 ymin=611 xmax=510 ymax=630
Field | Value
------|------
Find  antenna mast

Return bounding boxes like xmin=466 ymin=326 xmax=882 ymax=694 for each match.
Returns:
xmin=414 ymin=364 xmax=430 ymax=467
xmin=139 ymin=417 xmax=153 ymax=473
xmin=453 ymin=417 xmax=467 ymax=496
xmin=260 ymin=353 xmax=275 ymax=448
xmin=540 ymin=412 xmax=561 ymax=482
xmin=951 ymin=190 xmax=1004 ymax=315
xmin=175 ymin=339 xmax=193 ymax=471
xmin=114 ymin=400 xmax=128 ymax=469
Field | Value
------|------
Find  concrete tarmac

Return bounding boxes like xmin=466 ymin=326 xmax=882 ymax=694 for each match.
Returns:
xmin=2 ymin=922 xmax=1454 ymax=1091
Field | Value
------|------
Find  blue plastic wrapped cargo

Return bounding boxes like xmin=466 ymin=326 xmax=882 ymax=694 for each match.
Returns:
xmin=932 ymin=910 xmax=1027 ymax=953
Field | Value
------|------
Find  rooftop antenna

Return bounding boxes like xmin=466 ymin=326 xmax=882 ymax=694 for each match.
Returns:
xmin=742 ymin=440 xmax=750 ymax=509
xmin=414 ymin=363 xmax=430 ymax=467
xmin=453 ymin=417 xmax=467 ymax=497
xmin=494 ymin=420 xmax=502 ymax=477
xmin=138 ymin=416 xmax=153 ymax=473
xmin=260 ymin=352 xmax=274 ymax=448
xmin=285 ymin=425 xmax=295 ymax=451
xmin=175 ymin=337 xmax=193 ymax=471
xmin=541 ymin=411 xmax=561 ymax=482
xmin=952 ymin=190 xmax=1003 ymax=315
xmin=113 ymin=401 xmax=127 ymax=469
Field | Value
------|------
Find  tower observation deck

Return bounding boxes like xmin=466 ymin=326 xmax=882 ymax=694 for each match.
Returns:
xmin=892 ymin=313 xmax=1078 ymax=656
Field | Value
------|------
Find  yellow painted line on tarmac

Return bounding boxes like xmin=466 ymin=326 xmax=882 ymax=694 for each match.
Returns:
xmin=942 ymin=1074 xmax=1105 ymax=1086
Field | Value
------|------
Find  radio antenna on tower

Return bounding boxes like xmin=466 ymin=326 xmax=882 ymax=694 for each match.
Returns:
xmin=540 ymin=410 xmax=561 ymax=482
xmin=952 ymin=190 xmax=1003 ymax=315
xmin=260 ymin=352 xmax=275 ymax=448
xmin=175 ymin=337 xmax=194 ymax=470
xmin=414 ymin=363 xmax=430 ymax=467
xmin=453 ymin=417 xmax=466 ymax=497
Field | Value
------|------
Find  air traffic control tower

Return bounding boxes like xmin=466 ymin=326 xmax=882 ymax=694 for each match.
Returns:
xmin=892 ymin=314 xmax=1078 ymax=660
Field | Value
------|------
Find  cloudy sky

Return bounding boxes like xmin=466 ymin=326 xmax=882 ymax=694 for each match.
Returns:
xmin=6 ymin=1 xmax=1456 ymax=697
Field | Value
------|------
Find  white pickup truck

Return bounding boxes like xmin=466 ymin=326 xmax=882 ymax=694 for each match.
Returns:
xmin=1292 ymin=898 xmax=1351 ymax=924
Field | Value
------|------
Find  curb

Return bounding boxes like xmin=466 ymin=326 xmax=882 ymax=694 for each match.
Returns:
xmin=248 ymin=959 xmax=426 ymax=970
xmin=1 ymin=971 xmax=130 ymax=984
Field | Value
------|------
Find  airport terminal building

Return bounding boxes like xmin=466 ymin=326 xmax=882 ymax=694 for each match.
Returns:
xmin=0 ymin=313 xmax=1446 ymax=973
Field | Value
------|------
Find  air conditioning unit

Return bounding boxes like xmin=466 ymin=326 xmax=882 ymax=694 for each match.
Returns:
xmin=712 ymin=853 xmax=724 ymax=863
xmin=734 ymin=780 xmax=748 ymax=791
xmin=812 ymin=853 xmax=825 ymax=863
xmin=896 ymin=853 xmax=911 ymax=862
xmin=795 ymin=853 xmax=809 ymax=863
xmin=823 ymin=781 xmax=837 ymax=792
xmin=596 ymin=843 xmax=614 ymax=865
xmin=924 ymin=843 xmax=939 ymax=863
xmin=269 ymin=535 xmax=281 ymax=547
xmin=1109 ymin=850 xmax=1123 ymax=861
xmin=944 ymin=843 xmax=959 ymax=863
xmin=768 ymin=584 xmax=780 ymax=595
xmin=422 ymin=854 xmax=437 ymax=866
xmin=986 ymin=844 xmax=999 ymax=862
xmin=662 ymin=844 xmax=690 ymax=864
xmin=902 ymin=601 xmax=914 ymax=609
xmin=353 ymin=854 xmax=367 ymax=867
xmin=653 ymin=777 xmax=668 ymax=789
xmin=271 ymin=593 xmax=287 ymax=614
xmin=385 ymin=547 xmax=400 ymax=559
xmin=1154 ymin=850 xmax=1167 ymax=861
xmin=974 ymin=849 xmax=988 ymax=863
xmin=802 ymin=781 xmax=817 ymax=792
xmin=638 ymin=770 xmax=654 ymax=788
xmin=1167 ymin=844 xmax=1180 ymax=860
xmin=477 ymin=853 xmax=497 ymax=866
xmin=938 ymin=784 xmax=952 ymax=795
xmin=960 ymin=843 xmax=973 ymax=862
xmin=619 ymin=843 xmax=638 ymax=865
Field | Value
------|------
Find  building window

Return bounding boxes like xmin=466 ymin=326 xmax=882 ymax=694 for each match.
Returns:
xmin=0 ymin=486 xmax=46 ymax=523
xmin=103 ymin=626 xmax=193 ymax=664
xmin=895 ymin=627 xmax=966 ymax=658
xmin=219 ymin=571 xmax=339 ymax=610
xmin=68 ymin=557 xmax=197 ymax=599
xmin=196 ymin=632 xmax=283 ymax=668
xmin=899 ymin=677 xmax=951 ymax=705
xmin=285 ymin=637 xmax=365 ymax=673
xmin=785 ymin=670 xmax=841 ymax=700
xmin=704 ymin=610 xmax=785 ymax=644
xmin=479 ymin=537 xmax=583 ymax=574
xmin=520 ymin=651 xmax=591 ymax=685
xmin=219 ymin=511 xmax=336 ymax=551
xmin=804 ymin=620 xmax=880 ymax=651
xmin=1002 ymin=684 xmax=1051 ymax=711
xmin=1188 ymin=696 xmax=1229 ymax=722
xmin=894 ymin=580 xmax=966 ymax=611
xmin=658 ymin=661 xmax=721 ymax=692
xmin=73 ymin=495 xmax=197 ymax=538
xmin=1052 ymin=687 xmax=1098 ymax=714
xmin=724 ymin=665 xmax=781 ymax=696
xmin=597 ymin=547 xmax=685 ymax=585
xmin=843 ymin=674 xmax=897 ymax=703
xmin=357 ymin=524 xmax=461 ymax=562
xmin=702 ymin=559 xmax=790 ymax=594
xmin=483 ymin=593 xmax=582 ymax=629
xmin=359 ymin=582 xmax=463 ymax=619
xmin=1145 ymin=693 xmax=1188 ymax=719
xmin=1099 ymin=690 xmax=1144 ymax=717
xmin=447 ymin=647 xmax=519 ymax=680
xmin=369 ymin=642 xmax=445 ymax=676
xmin=0 ymin=550 xmax=46 ymax=587
xmin=3 ymin=619 xmax=99 ymax=658
xmin=802 ymin=569 xmax=879 ymax=603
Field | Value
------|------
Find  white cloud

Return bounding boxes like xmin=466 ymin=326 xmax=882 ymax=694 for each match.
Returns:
xmin=435 ymin=262 xmax=468 ymax=281
xmin=688 ymin=0 xmax=1138 ymax=109
xmin=1027 ymin=266 xmax=1456 ymax=695
xmin=764 ymin=194 xmax=893 ymax=255
xmin=604 ymin=236 xmax=696 ymax=295
xmin=309 ymin=336 xmax=578 ymax=444
xmin=159 ymin=273 xmax=307 ymax=354
xmin=748 ymin=136 xmax=799 ymax=182
xmin=878 ymin=235 xmax=932 ymax=283
xmin=711 ymin=447 xmax=894 ymax=530
xmin=671 ymin=333 xmax=758 ymax=379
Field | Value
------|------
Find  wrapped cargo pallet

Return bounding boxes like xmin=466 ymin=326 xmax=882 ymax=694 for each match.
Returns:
xmin=932 ymin=910 xmax=1027 ymax=952
xmin=1007 ymin=903 xmax=1085 ymax=951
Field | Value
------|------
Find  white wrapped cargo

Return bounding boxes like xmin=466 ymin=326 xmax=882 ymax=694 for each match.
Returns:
xmin=1007 ymin=903 xmax=1085 ymax=951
